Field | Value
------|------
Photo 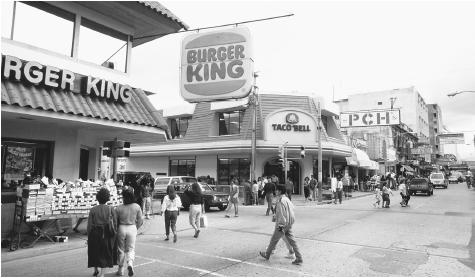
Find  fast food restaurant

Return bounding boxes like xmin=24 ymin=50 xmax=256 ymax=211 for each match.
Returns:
xmin=1 ymin=1 xmax=188 ymax=238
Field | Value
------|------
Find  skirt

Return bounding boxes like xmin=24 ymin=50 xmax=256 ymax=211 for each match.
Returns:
xmin=88 ymin=225 xmax=117 ymax=268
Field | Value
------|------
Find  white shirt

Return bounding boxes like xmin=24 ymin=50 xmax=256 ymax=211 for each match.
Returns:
xmin=161 ymin=195 xmax=182 ymax=212
xmin=252 ymin=182 xmax=259 ymax=193
xmin=331 ymin=177 xmax=338 ymax=192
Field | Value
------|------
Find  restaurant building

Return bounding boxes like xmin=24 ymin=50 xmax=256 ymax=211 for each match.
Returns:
xmin=1 ymin=1 xmax=187 ymax=237
xmin=128 ymin=94 xmax=356 ymax=195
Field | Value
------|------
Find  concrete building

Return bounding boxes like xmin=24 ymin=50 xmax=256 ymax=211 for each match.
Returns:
xmin=427 ymin=103 xmax=444 ymax=158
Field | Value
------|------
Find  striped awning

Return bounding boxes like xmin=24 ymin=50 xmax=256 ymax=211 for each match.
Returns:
xmin=1 ymin=79 xmax=167 ymax=130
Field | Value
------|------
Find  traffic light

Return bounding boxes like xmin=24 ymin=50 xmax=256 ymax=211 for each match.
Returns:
xmin=278 ymin=145 xmax=284 ymax=158
xmin=102 ymin=139 xmax=131 ymax=157
xmin=300 ymin=146 xmax=305 ymax=158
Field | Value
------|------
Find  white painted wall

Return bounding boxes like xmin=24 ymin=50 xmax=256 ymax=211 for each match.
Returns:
xmin=126 ymin=156 xmax=168 ymax=177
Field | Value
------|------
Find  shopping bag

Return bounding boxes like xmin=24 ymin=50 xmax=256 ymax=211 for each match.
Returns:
xmin=200 ymin=214 xmax=208 ymax=228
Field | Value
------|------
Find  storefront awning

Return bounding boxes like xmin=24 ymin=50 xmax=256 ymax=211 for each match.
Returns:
xmin=210 ymin=98 xmax=249 ymax=112
xmin=1 ymin=80 xmax=168 ymax=129
xmin=354 ymin=148 xmax=373 ymax=168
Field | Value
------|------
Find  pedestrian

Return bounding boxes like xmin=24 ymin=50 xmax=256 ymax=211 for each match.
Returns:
xmin=398 ymin=178 xmax=410 ymax=207
xmin=225 ymin=179 xmax=239 ymax=217
xmin=336 ymin=176 xmax=343 ymax=204
xmin=87 ymin=187 xmax=117 ymax=277
xmin=303 ymin=176 xmax=310 ymax=202
xmin=271 ymin=174 xmax=279 ymax=184
xmin=372 ymin=186 xmax=382 ymax=208
xmin=309 ymin=174 xmax=317 ymax=201
xmin=259 ymin=184 xmax=303 ymax=265
xmin=160 ymin=185 xmax=182 ymax=242
xmin=184 ymin=182 xmax=204 ymax=238
xmin=141 ymin=175 xmax=154 ymax=219
xmin=331 ymin=176 xmax=338 ymax=204
xmin=342 ymin=175 xmax=349 ymax=199
xmin=252 ymin=180 xmax=259 ymax=205
xmin=381 ymin=183 xmax=393 ymax=208
xmin=115 ymin=188 xmax=143 ymax=277
xmin=257 ymin=177 xmax=264 ymax=203
xmin=132 ymin=177 xmax=145 ymax=212
xmin=264 ymin=181 xmax=276 ymax=215
xmin=285 ymin=177 xmax=293 ymax=201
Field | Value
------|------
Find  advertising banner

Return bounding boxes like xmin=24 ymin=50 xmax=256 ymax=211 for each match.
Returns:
xmin=180 ymin=27 xmax=254 ymax=102
xmin=438 ymin=133 xmax=465 ymax=144
xmin=340 ymin=109 xmax=400 ymax=127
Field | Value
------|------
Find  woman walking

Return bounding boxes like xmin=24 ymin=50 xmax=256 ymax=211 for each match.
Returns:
xmin=225 ymin=179 xmax=240 ymax=218
xmin=184 ymin=182 xmax=203 ymax=238
xmin=303 ymin=176 xmax=310 ymax=202
xmin=115 ymin=188 xmax=143 ymax=277
xmin=160 ymin=185 xmax=182 ymax=242
xmin=87 ymin=188 xmax=117 ymax=277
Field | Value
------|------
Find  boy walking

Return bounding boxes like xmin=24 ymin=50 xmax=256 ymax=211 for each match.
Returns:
xmin=259 ymin=184 xmax=303 ymax=265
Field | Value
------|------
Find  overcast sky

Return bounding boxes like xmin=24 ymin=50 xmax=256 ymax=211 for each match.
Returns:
xmin=129 ymin=0 xmax=475 ymax=160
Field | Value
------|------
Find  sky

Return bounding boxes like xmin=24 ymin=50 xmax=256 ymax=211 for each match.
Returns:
xmin=129 ymin=0 xmax=475 ymax=160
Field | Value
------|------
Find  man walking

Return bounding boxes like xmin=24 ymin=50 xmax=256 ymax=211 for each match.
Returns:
xmin=259 ymin=184 xmax=303 ymax=265
xmin=309 ymin=175 xmax=317 ymax=201
xmin=264 ymin=181 xmax=276 ymax=215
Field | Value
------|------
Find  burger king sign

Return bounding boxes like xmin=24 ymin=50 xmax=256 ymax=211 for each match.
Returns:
xmin=180 ymin=27 xmax=254 ymax=102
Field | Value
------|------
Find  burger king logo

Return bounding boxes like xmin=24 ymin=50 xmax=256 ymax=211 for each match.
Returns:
xmin=180 ymin=27 xmax=254 ymax=102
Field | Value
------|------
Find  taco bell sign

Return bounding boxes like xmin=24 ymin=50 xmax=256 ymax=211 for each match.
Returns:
xmin=180 ymin=27 xmax=254 ymax=102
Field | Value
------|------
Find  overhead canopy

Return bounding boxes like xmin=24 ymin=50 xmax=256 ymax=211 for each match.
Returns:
xmin=210 ymin=98 xmax=249 ymax=112
xmin=162 ymin=104 xmax=196 ymax=118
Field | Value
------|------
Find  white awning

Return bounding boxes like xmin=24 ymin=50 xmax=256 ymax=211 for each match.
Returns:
xmin=353 ymin=148 xmax=372 ymax=168
xmin=162 ymin=104 xmax=196 ymax=118
xmin=210 ymin=98 xmax=249 ymax=112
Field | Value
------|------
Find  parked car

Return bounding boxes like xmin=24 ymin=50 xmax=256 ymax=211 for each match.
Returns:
xmin=448 ymin=175 xmax=459 ymax=184
xmin=408 ymin=177 xmax=433 ymax=196
xmin=153 ymin=176 xmax=229 ymax=211
xmin=429 ymin=172 xmax=448 ymax=189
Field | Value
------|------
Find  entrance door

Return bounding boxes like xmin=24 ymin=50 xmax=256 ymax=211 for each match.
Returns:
xmin=79 ymin=148 xmax=89 ymax=180
xmin=263 ymin=158 xmax=301 ymax=194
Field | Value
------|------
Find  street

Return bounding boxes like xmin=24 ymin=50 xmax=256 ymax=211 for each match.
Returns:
xmin=2 ymin=184 xmax=474 ymax=277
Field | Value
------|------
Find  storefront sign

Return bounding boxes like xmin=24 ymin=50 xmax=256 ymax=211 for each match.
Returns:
xmin=1 ymin=55 xmax=132 ymax=103
xmin=340 ymin=109 xmax=400 ymax=127
xmin=180 ymin=27 xmax=254 ymax=102
xmin=438 ymin=133 xmax=465 ymax=144
xmin=272 ymin=113 xmax=311 ymax=132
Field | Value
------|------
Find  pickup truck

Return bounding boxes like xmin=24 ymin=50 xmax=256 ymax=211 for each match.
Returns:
xmin=408 ymin=177 xmax=433 ymax=196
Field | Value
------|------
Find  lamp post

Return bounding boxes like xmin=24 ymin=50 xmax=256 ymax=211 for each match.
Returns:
xmin=447 ymin=91 xmax=475 ymax=97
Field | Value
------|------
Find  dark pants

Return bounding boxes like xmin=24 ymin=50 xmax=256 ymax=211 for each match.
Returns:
xmin=164 ymin=210 xmax=178 ymax=236
xmin=265 ymin=193 xmax=275 ymax=215
xmin=334 ymin=189 xmax=342 ymax=204
xmin=382 ymin=193 xmax=390 ymax=207
xmin=400 ymin=193 xmax=410 ymax=206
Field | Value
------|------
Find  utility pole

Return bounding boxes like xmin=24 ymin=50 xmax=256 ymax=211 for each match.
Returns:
xmin=250 ymin=72 xmax=258 ymax=183
xmin=284 ymin=142 xmax=288 ymax=184
xmin=317 ymin=101 xmax=323 ymax=202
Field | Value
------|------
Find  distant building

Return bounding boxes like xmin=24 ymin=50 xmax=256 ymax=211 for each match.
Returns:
xmin=427 ymin=104 xmax=444 ymax=157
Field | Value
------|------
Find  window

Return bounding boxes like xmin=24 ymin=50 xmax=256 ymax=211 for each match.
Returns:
xmin=78 ymin=18 xmax=128 ymax=72
xmin=219 ymin=110 xmax=244 ymax=136
xmin=169 ymin=159 xmax=195 ymax=176
xmin=434 ymin=128 xmax=438 ymax=133
xmin=8 ymin=2 xmax=75 ymax=56
xmin=217 ymin=158 xmax=250 ymax=185
xmin=377 ymin=102 xmax=383 ymax=105
xmin=433 ymin=113 xmax=437 ymax=117
xmin=170 ymin=117 xmax=190 ymax=139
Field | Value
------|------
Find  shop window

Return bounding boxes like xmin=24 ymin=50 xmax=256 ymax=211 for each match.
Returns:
xmin=8 ymin=2 xmax=75 ymax=56
xmin=78 ymin=18 xmax=128 ymax=72
xmin=170 ymin=117 xmax=190 ymax=139
xmin=169 ymin=159 xmax=195 ymax=177
xmin=1 ymin=138 xmax=54 ymax=191
xmin=218 ymin=110 xmax=244 ymax=136
xmin=217 ymin=158 xmax=250 ymax=185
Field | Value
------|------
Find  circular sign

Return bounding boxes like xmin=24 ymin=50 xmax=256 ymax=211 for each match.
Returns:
xmin=285 ymin=113 xmax=299 ymax=124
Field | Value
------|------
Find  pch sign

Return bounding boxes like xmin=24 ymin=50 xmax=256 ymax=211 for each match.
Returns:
xmin=340 ymin=109 xmax=400 ymax=127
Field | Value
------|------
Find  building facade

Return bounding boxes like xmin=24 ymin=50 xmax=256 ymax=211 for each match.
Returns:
xmin=427 ymin=103 xmax=444 ymax=158
xmin=128 ymin=94 xmax=354 ymax=195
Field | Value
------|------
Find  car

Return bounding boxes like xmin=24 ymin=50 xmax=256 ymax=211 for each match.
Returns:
xmin=448 ymin=175 xmax=459 ymax=184
xmin=153 ymin=176 xmax=229 ymax=211
xmin=116 ymin=171 xmax=152 ymax=187
xmin=429 ymin=172 xmax=448 ymax=189
xmin=408 ymin=177 xmax=433 ymax=196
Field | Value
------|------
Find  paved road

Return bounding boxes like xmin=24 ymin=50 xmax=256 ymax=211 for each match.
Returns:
xmin=2 ymin=183 xmax=475 ymax=276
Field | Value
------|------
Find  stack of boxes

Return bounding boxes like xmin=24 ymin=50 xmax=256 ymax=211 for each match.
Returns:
xmin=23 ymin=184 xmax=123 ymax=222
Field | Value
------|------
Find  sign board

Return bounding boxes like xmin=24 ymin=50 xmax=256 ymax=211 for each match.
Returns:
xmin=1 ymin=55 xmax=132 ymax=103
xmin=265 ymin=110 xmax=317 ymax=144
xmin=340 ymin=109 xmax=400 ymax=127
xmin=438 ymin=133 xmax=465 ymax=144
xmin=180 ymin=27 xmax=254 ymax=102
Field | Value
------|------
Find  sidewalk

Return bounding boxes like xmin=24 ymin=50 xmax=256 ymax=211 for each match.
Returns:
xmin=290 ymin=190 xmax=374 ymax=206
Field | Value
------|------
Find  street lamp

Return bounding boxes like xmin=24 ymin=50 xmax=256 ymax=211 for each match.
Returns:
xmin=447 ymin=91 xmax=475 ymax=97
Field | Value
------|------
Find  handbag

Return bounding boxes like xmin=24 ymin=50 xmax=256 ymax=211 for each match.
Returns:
xmin=106 ymin=206 xmax=117 ymax=237
xmin=200 ymin=214 xmax=208 ymax=228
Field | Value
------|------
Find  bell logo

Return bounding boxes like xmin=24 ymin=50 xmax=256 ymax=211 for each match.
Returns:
xmin=285 ymin=113 xmax=299 ymax=124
